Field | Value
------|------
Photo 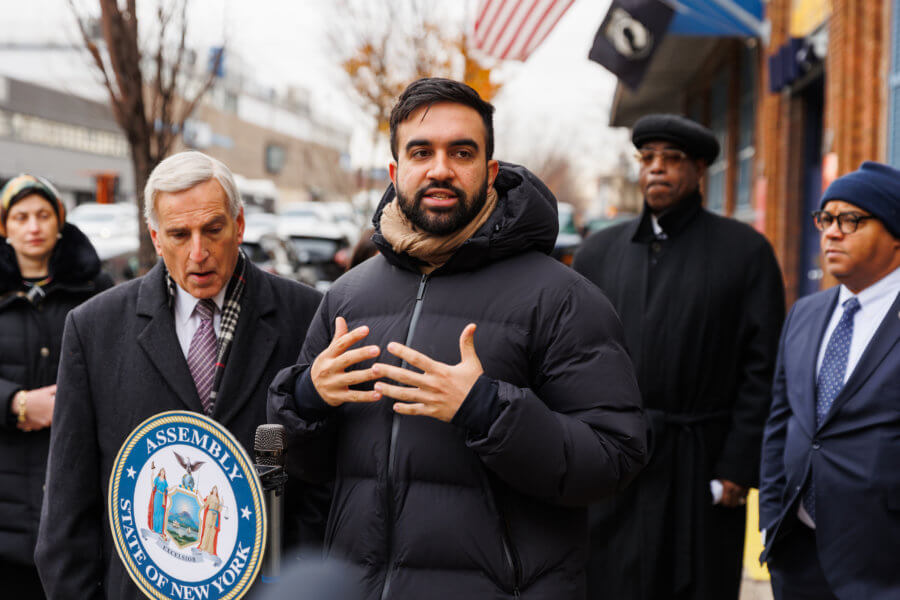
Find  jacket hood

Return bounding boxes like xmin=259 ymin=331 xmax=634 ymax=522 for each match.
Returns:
xmin=0 ymin=222 xmax=103 ymax=293
xmin=371 ymin=161 xmax=558 ymax=274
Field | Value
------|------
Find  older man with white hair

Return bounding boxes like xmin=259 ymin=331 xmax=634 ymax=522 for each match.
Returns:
xmin=35 ymin=151 xmax=323 ymax=599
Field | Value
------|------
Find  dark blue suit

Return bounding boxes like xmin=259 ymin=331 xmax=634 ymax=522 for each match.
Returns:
xmin=759 ymin=285 xmax=900 ymax=599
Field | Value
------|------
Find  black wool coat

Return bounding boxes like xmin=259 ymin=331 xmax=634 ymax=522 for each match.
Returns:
xmin=34 ymin=259 xmax=323 ymax=600
xmin=0 ymin=223 xmax=111 ymax=567
xmin=573 ymin=194 xmax=785 ymax=600
xmin=268 ymin=163 xmax=647 ymax=600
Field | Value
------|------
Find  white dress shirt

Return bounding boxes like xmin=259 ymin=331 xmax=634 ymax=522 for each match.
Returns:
xmin=797 ymin=264 xmax=900 ymax=529
xmin=650 ymin=214 xmax=667 ymax=238
xmin=815 ymin=265 xmax=900 ymax=381
xmin=173 ymin=285 xmax=226 ymax=359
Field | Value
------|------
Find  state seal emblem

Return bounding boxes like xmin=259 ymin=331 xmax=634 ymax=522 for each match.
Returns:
xmin=109 ymin=411 xmax=266 ymax=599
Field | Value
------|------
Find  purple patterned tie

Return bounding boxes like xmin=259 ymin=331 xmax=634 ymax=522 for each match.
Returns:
xmin=187 ymin=299 xmax=217 ymax=414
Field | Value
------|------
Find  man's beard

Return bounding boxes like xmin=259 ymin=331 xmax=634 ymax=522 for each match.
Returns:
xmin=396 ymin=177 xmax=489 ymax=235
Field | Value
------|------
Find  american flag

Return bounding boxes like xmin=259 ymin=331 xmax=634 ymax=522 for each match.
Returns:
xmin=472 ymin=0 xmax=576 ymax=61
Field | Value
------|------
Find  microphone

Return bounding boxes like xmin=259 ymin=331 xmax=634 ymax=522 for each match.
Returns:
xmin=255 ymin=424 xmax=287 ymax=583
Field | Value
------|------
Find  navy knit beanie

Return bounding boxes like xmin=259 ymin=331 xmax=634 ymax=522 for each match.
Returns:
xmin=821 ymin=161 xmax=900 ymax=238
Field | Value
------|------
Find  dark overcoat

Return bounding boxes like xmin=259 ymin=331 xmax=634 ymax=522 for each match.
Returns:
xmin=268 ymin=163 xmax=647 ymax=600
xmin=0 ymin=224 xmax=111 ymax=566
xmin=760 ymin=285 xmax=900 ymax=599
xmin=34 ymin=259 xmax=322 ymax=600
xmin=573 ymin=193 xmax=785 ymax=600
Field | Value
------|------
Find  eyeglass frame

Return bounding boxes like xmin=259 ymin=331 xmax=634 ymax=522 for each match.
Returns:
xmin=810 ymin=210 xmax=877 ymax=234
xmin=634 ymin=148 xmax=690 ymax=167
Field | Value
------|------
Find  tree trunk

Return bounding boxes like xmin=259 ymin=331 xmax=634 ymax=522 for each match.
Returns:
xmin=130 ymin=151 xmax=158 ymax=273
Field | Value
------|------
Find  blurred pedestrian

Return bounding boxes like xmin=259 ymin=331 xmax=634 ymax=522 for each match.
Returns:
xmin=574 ymin=114 xmax=785 ymax=600
xmin=759 ymin=162 xmax=900 ymax=600
xmin=34 ymin=152 xmax=324 ymax=599
xmin=0 ymin=174 xmax=112 ymax=599
xmin=269 ymin=77 xmax=646 ymax=600
xmin=347 ymin=227 xmax=378 ymax=269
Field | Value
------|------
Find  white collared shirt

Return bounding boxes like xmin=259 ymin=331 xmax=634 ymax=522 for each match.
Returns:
xmin=173 ymin=284 xmax=226 ymax=359
xmin=650 ymin=214 xmax=666 ymax=238
xmin=815 ymin=265 xmax=900 ymax=382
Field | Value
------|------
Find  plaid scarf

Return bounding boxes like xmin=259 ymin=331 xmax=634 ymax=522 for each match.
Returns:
xmin=166 ymin=251 xmax=248 ymax=415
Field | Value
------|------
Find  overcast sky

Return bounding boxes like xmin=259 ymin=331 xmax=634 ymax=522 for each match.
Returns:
xmin=1 ymin=0 xmax=628 ymax=183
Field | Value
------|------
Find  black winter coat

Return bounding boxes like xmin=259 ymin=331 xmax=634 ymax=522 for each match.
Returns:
xmin=0 ymin=223 xmax=111 ymax=565
xmin=269 ymin=163 xmax=647 ymax=600
xmin=573 ymin=195 xmax=785 ymax=600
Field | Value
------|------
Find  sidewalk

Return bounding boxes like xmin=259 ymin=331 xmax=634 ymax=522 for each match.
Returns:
xmin=740 ymin=574 xmax=773 ymax=600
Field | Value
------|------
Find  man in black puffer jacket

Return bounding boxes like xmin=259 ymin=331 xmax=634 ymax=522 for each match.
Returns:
xmin=269 ymin=78 xmax=646 ymax=600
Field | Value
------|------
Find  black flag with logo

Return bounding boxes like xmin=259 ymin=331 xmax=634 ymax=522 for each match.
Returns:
xmin=588 ymin=0 xmax=675 ymax=90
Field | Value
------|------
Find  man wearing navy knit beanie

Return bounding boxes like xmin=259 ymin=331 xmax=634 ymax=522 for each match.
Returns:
xmin=759 ymin=161 xmax=900 ymax=600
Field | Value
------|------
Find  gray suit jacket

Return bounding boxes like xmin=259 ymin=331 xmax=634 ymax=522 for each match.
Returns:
xmin=34 ymin=260 xmax=322 ymax=599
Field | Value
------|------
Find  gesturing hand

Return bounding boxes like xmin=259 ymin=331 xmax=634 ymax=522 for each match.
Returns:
xmin=372 ymin=323 xmax=483 ymax=423
xmin=310 ymin=317 xmax=382 ymax=407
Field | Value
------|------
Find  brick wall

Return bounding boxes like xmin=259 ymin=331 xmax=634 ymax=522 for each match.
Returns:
xmin=758 ymin=0 xmax=889 ymax=304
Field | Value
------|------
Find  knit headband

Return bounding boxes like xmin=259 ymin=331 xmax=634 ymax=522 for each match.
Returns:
xmin=0 ymin=174 xmax=66 ymax=237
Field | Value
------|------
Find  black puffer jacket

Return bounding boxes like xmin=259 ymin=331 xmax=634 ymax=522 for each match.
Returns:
xmin=269 ymin=163 xmax=646 ymax=600
xmin=0 ymin=223 xmax=111 ymax=565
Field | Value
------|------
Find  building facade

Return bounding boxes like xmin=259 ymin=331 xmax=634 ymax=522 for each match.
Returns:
xmin=0 ymin=47 xmax=355 ymax=212
xmin=607 ymin=0 xmax=892 ymax=305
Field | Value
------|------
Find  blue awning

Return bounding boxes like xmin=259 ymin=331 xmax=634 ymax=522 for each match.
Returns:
xmin=667 ymin=0 xmax=765 ymax=37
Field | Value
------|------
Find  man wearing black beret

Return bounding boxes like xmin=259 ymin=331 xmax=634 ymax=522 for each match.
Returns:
xmin=574 ymin=114 xmax=786 ymax=600
xmin=759 ymin=162 xmax=900 ymax=600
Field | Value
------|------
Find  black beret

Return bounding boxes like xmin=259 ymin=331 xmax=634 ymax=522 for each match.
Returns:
xmin=632 ymin=114 xmax=720 ymax=165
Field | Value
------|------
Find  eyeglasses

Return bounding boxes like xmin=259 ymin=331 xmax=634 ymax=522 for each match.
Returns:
xmin=635 ymin=148 xmax=688 ymax=167
xmin=811 ymin=210 xmax=877 ymax=234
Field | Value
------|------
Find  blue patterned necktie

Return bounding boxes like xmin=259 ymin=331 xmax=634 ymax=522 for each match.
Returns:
xmin=802 ymin=296 xmax=861 ymax=522
xmin=815 ymin=296 xmax=861 ymax=424
xmin=187 ymin=299 xmax=218 ymax=415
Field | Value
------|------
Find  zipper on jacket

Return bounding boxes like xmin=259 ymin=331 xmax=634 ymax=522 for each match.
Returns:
xmin=478 ymin=469 xmax=522 ymax=597
xmin=380 ymin=273 xmax=429 ymax=600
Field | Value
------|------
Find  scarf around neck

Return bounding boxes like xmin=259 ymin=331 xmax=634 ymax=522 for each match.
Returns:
xmin=380 ymin=187 xmax=498 ymax=272
xmin=165 ymin=250 xmax=247 ymax=414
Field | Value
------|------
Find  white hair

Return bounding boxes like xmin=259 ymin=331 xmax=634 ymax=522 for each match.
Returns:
xmin=143 ymin=151 xmax=242 ymax=228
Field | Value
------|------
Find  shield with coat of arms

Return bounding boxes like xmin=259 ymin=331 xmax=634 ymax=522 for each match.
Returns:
xmin=165 ymin=488 xmax=202 ymax=548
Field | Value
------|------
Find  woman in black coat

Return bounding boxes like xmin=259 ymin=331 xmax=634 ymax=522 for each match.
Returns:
xmin=0 ymin=174 xmax=112 ymax=598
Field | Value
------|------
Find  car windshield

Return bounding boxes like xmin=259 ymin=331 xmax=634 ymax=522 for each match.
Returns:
xmin=72 ymin=213 xmax=118 ymax=222
xmin=240 ymin=242 xmax=269 ymax=263
xmin=282 ymin=208 xmax=321 ymax=219
xmin=289 ymin=237 xmax=339 ymax=262
xmin=558 ymin=208 xmax=578 ymax=234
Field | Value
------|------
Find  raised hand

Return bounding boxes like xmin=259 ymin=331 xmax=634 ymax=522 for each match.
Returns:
xmin=310 ymin=316 xmax=383 ymax=407
xmin=373 ymin=323 xmax=483 ymax=422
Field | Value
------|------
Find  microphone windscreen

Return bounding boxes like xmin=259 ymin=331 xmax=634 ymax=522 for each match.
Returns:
xmin=254 ymin=424 xmax=285 ymax=466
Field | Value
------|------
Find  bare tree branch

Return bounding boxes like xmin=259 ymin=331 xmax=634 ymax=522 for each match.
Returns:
xmin=68 ymin=0 xmax=223 ymax=271
xmin=331 ymin=0 xmax=501 ymax=140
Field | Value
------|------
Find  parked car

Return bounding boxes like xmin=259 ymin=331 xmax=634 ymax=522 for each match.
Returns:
xmin=552 ymin=202 xmax=582 ymax=266
xmin=241 ymin=233 xmax=304 ymax=282
xmin=278 ymin=203 xmax=350 ymax=290
xmin=68 ymin=202 xmax=139 ymax=241
xmin=582 ymin=213 xmax=636 ymax=236
xmin=319 ymin=201 xmax=363 ymax=245
xmin=92 ymin=235 xmax=140 ymax=283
